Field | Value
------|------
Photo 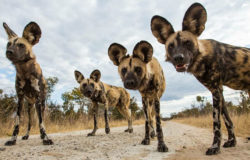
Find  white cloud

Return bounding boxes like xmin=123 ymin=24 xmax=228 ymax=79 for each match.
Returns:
xmin=0 ymin=0 xmax=249 ymax=115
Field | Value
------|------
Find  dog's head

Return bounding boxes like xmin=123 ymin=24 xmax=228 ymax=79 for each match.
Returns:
xmin=3 ymin=22 xmax=41 ymax=64
xmin=151 ymin=3 xmax=207 ymax=72
xmin=108 ymin=41 xmax=153 ymax=90
xmin=74 ymin=69 xmax=102 ymax=98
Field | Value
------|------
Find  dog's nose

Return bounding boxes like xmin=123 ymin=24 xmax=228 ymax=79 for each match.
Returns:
xmin=6 ymin=50 xmax=13 ymax=56
xmin=125 ymin=80 xmax=135 ymax=88
xmin=173 ymin=54 xmax=184 ymax=63
xmin=86 ymin=90 xmax=91 ymax=95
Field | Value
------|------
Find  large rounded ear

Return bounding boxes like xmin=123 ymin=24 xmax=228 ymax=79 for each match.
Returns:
xmin=182 ymin=3 xmax=207 ymax=36
xmin=74 ymin=70 xmax=85 ymax=84
xmin=90 ymin=69 xmax=101 ymax=82
xmin=22 ymin=22 xmax=41 ymax=45
xmin=108 ymin=43 xmax=127 ymax=66
xmin=133 ymin=41 xmax=153 ymax=63
xmin=3 ymin=22 xmax=17 ymax=39
xmin=151 ymin=15 xmax=175 ymax=44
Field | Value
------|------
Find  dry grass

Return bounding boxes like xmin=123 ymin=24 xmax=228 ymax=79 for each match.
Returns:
xmin=0 ymin=117 xmax=145 ymax=138
xmin=173 ymin=113 xmax=250 ymax=137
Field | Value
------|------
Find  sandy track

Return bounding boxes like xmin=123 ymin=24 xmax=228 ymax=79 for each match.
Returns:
xmin=0 ymin=122 xmax=249 ymax=160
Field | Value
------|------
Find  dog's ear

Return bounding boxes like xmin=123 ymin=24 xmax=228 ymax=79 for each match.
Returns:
xmin=133 ymin=41 xmax=153 ymax=63
xmin=3 ymin=22 xmax=18 ymax=39
xmin=22 ymin=22 xmax=41 ymax=45
xmin=90 ymin=69 xmax=101 ymax=82
xmin=182 ymin=3 xmax=207 ymax=36
xmin=108 ymin=43 xmax=127 ymax=66
xmin=75 ymin=70 xmax=85 ymax=84
xmin=151 ymin=15 xmax=175 ymax=44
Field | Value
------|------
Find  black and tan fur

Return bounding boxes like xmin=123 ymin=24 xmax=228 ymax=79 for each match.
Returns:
xmin=74 ymin=69 xmax=133 ymax=136
xmin=108 ymin=41 xmax=167 ymax=152
xmin=3 ymin=22 xmax=53 ymax=145
xmin=151 ymin=3 xmax=250 ymax=155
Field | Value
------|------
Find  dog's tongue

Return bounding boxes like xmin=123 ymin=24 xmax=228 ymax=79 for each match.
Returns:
xmin=176 ymin=64 xmax=185 ymax=69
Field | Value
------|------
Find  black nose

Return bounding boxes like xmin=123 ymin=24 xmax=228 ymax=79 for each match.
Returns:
xmin=6 ymin=50 xmax=13 ymax=56
xmin=125 ymin=80 xmax=135 ymax=88
xmin=173 ymin=54 xmax=184 ymax=63
xmin=86 ymin=90 xmax=91 ymax=95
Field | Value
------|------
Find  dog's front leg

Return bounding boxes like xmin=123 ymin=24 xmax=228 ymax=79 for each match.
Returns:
xmin=104 ymin=103 xmax=110 ymax=134
xmin=5 ymin=95 xmax=24 ymax=146
xmin=36 ymin=99 xmax=53 ymax=145
xmin=141 ymin=97 xmax=150 ymax=145
xmin=206 ymin=88 xmax=222 ymax=155
xmin=154 ymin=97 xmax=168 ymax=152
xmin=88 ymin=102 xmax=99 ymax=136
xmin=22 ymin=103 xmax=33 ymax=140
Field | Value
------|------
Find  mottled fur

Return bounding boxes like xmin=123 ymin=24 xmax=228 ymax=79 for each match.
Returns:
xmin=151 ymin=2 xmax=250 ymax=155
xmin=3 ymin=22 xmax=53 ymax=145
xmin=108 ymin=41 xmax=167 ymax=152
xmin=74 ymin=69 xmax=133 ymax=136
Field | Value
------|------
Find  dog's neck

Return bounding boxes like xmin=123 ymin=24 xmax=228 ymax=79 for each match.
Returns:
xmin=138 ymin=71 xmax=153 ymax=93
xmin=14 ymin=57 xmax=40 ymax=80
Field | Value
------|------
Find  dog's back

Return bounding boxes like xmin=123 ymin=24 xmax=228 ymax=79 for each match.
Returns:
xmin=103 ymin=83 xmax=130 ymax=108
xmin=189 ymin=39 xmax=250 ymax=91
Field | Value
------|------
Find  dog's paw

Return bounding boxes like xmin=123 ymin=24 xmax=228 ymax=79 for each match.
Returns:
xmin=141 ymin=138 xmax=150 ymax=145
xmin=157 ymin=142 xmax=168 ymax=152
xmin=206 ymin=147 xmax=220 ymax=155
xmin=128 ymin=128 xmax=133 ymax=133
xmin=22 ymin=135 xmax=29 ymax=140
xmin=223 ymin=139 xmax=236 ymax=148
xmin=43 ymin=139 xmax=54 ymax=145
xmin=105 ymin=127 xmax=110 ymax=134
xmin=124 ymin=128 xmax=133 ymax=133
xmin=87 ymin=133 xmax=95 ymax=136
xmin=5 ymin=140 xmax=16 ymax=146
xmin=150 ymin=130 xmax=156 ymax=138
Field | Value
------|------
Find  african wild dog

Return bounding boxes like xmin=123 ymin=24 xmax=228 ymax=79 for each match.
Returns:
xmin=3 ymin=22 xmax=53 ymax=145
xmin=151 ymin=3 xmax=250 ymax=155
xmin=108 ymin=41 xmax=167 ymax=152
xmin=74 ymin=69 xmax=133 ymax=136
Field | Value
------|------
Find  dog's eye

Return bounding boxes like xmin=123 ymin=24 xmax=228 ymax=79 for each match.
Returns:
xmin=121 ymin=68 xmax=127 ymax=76
xmin=184 ymin=40 xmax=193 ymax=48
xmin=135 ymin=67 xmax=142 ymax=75
xmin=82 ymin=84 xmax=87 ymax=88
xmin=18 ymin=43 xmax=25 ymax=49
xmin=7 ymin=42 xmax=11 ymax=48
xmin=90 ymin=83 xmax=94 ymax=88
xmin=168 ymin=43 xmax=174 ymax=50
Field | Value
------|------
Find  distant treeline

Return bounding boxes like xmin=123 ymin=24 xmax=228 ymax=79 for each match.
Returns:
xmin=0 ymin=77 xmax=144 ymax=124
xmin=169 ymin=92 xmax=249 ymax=119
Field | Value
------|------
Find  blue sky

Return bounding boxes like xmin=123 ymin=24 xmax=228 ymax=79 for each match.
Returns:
xmin=0 ymin=0 xmax=249 ymax=116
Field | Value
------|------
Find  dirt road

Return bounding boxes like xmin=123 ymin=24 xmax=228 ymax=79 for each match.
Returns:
xmin=0 ymin=122 xmax=249 ymax=160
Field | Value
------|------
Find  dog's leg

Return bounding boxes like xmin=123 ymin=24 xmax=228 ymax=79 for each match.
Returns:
xmin=206 ymin=89 xmax=222 ymax=155
xmin=221 ymin=95 xmax=236 ymax=148
xmin=5 ymin=95 xmax=24 ymax=146
xmin=88 ymin=102 xmax=98 ymax=136
xmin=119 ymin=105 xmax=133 ymax=133
xmin=36 ymin=99 xmax=53 ymax=145
xmin=141 ymin=97 xmax=150 ymax=145
xmin=148 ymin=100 xmax=155 ymax=138
xmin=22 ymin=103 xmax=33 ymax=140
xmin=154 ymin=97 xmax=168 ymax=152
xmin=104 ymin=104 xmax=110 ymax=134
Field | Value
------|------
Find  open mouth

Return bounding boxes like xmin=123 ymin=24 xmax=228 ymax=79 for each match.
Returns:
xmin=175 ymin=64 xmax=189 ymax=72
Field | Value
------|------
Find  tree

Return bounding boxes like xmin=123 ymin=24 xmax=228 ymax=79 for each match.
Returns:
xmin=0 ymin=90 xmax=17 ymax=122
xmin=46 ymin=77 xmax=59 ymax=102
xmin=61 ymin=87 xmax=90 ymax=114
xmin=238 ymin=91 xmax=250 ymax=113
